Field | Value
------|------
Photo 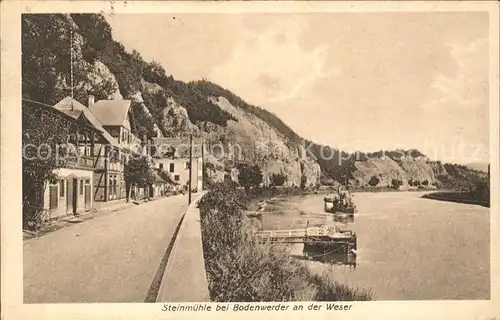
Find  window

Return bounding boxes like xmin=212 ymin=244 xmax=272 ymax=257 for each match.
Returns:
xmin=185 ymin=161 xmax=190 ymax=169
xmin=85 ymin=179 xmax=90 ymax=185
xmin=80 ymin=180 xmax=84 ymax=196
xmin=59 ymin=180 xmax=65 ymax=197
xmin=174 ymin=175 xmax=180 ymax=181
xmin=169 ymin=163 xmax=175 ymax=173
xmin=166 ymin=146 xmax=176 ymax=158
xmin=159 ymin=163 xmax=164 ymax=170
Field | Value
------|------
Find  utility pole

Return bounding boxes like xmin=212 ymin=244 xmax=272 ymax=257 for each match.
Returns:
xmin=70 ymin=27 xmax=74 ymax=111
xmin=201 ymin=141 xmax=204 ymax=191
xmin=188 ymin=134 xmax=193 ymax=205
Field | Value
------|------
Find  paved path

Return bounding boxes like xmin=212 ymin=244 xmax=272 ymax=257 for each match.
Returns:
xmin=24 ymin=195 xmax=189 ymax=303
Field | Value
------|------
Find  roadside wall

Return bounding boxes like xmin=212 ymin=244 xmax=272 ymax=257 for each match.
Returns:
xmin=156 ymin=192 xmax=210 ymax=302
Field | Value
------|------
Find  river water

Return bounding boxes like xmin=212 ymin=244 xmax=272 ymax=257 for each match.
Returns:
xmin=259 ymin=191 xmax=490 ymax=300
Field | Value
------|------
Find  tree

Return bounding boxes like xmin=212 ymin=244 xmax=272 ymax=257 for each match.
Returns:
xmin=471 ymin=180 xmax=490 ymax=205
xmin=368 ymin=176 xmax=380 ymax=187
xmin=22 ymin=14 xmax=75 ymax=104
xmin=300 ymin=174 xmax=308 ymax=190
xmin=270 ymin=173 xmax=287 ymax=187
xmin=422 ymin=180 xmax=429 ymax=186
xmin=22 ymin=101 xmax=72 ymax=229
xmin=22 ymin=14 xmax=117 ymax=105
xmin=131 ymin=101 xmax=155 ymax=140
xmin=391 ymin=179 xmax=403 ymax=189
xmin=124 ymin=156 xmax=155 ymax=201
xmin=237 ymin=163 xmax=263 ymax=194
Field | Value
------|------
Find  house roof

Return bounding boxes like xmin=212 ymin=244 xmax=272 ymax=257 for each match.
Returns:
xmin=23 ymin=98 xmax=96 ymax=133
xmin=89 ymin=100 xmax=132 ymax=129
xmin=52 ymin=96 xmax=120 ymax=148
xmin=92 ymin=122 xmax=121 ymax=148
xmin=156 ymin=170 xmax=179 ymax=185
xmin=154 ymin=171 xmax=166 ymax=184
xmin=53 ymin=96 xmax=87 ymax=114
xmin=53 ymin=97 xmax=104 ymax=130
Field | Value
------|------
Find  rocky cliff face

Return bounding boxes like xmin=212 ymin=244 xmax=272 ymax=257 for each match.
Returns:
xmin=353 ymin=155 xmax=445 ymax=187
xmin=185 ymin=96 xmax=320 ymax=187
xmin=160 ymin=97 xmax=200 ymax=137
xmin=354 ymin=157 xmax=409 ymax=187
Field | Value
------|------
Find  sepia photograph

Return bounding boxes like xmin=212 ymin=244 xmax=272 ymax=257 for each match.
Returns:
xmin=1 ymin=1 xmax=499 ymax=319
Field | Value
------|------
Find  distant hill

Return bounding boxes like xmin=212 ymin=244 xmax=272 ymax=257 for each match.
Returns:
xmin=466 ymin=162 xmax=489 ymax=173
xmin=305 ymin=140 xmax=488 ymax=190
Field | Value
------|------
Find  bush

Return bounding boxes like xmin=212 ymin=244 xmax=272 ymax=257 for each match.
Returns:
xmin=471 ymin=180 xmax=490 ymax=204
xmin=368 ymin=176 xmax=380 ymax=187
xmin=391 ymin=179 xmax=403 ymax=189
xmin=300 ymin=175 xmax=308 ymax=190
xmin=320 ymin=176 xmax=336 ymax=186
xmin=237 ymin=163 xmax=263 ymax=194
xmin=270 ymin=173 xmax=287 ymax=187
xmin=311 ymin=273 xmax=372 ymax=301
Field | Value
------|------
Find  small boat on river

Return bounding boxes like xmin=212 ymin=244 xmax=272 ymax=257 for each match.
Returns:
xmin=324 ymin=186 xmax=357 ymax=214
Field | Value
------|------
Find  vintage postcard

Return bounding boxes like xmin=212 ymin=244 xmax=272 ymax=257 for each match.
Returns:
xmin=1 ymin=1 xmax=499 ymax=319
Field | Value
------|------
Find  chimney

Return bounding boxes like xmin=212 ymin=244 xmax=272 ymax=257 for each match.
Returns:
xmin=88 ymin=95 xmax=95 ymax=107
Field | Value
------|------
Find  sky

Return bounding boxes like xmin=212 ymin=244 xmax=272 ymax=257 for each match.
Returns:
xmin=105 ymin=12 xmax=490 ymax=164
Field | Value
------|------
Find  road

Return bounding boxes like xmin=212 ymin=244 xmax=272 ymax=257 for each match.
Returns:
xmin=24 ymin=194 xmax=189 ymax=303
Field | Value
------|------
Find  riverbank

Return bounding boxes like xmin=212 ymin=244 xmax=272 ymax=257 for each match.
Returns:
xmin=421 ymin=191 xmax=490 ymax=207
xmin=197 ymin=183 xmax=371 ymax=302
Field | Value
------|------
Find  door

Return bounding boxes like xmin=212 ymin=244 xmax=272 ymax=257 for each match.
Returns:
xmin=67 ymin=179 xmax=73 ymax=214
xmin=72 ymin=178 xmax=78 ymax=214
xmin=49 ymin=186 xmax=58 ymax=211
xmin=84 ymin=183 xmax=91 ymax=211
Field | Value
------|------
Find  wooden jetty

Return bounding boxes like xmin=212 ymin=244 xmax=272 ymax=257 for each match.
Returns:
xmin=255 ymin=225 xmax=357 ymax=251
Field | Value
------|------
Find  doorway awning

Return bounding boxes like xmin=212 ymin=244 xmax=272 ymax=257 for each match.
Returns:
xmin=56 ymin=170 xmax=91 ymax=179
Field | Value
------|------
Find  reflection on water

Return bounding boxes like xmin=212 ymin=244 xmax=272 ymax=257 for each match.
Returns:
xmin=302 ymin=213 xmax=356 ymax=267
xmin=333 ymin=213 xmax=354 ymax=224
xmin=302 ymin=243 xmax=357 ymax=268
